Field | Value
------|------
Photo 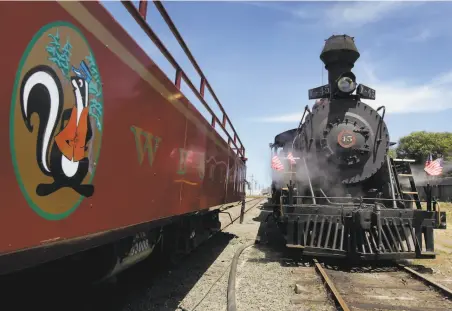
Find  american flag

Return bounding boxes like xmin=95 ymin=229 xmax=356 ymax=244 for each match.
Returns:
xmin=287 ymin=152 xmax=296 ymax=165
xmin=271 ymin=155 xmax=284 ymax=171
xmin=424 ymin=154 xmax=443 ymax=176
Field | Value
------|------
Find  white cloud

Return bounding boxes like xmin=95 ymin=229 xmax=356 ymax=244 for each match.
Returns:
xmin=324 ymin=1 xmax=404 ymax=28
xmin=408 ymin=29 xmax=432 ymax=42
xmin=282 ymin=1 xmax=412 ymax=31
xmin=254 ymin=66 xmax=452 ymax=123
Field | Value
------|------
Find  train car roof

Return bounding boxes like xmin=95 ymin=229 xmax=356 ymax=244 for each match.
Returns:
xmin=273 ymin=128 xmax=298 ymax=147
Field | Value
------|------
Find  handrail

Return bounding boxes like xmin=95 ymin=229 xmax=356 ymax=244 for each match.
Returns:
xmin=152 ymin=2 xmax=245 ymax=154
xmin=120 ymin=0 xmax=246 ymax=158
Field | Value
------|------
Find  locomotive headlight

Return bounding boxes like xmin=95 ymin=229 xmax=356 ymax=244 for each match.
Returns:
xmin=337 ymin=76 xmax=356 ymax=93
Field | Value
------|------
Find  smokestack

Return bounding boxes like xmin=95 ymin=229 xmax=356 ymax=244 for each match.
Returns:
xmin=320 ymin=35 xmax=360 ymax=87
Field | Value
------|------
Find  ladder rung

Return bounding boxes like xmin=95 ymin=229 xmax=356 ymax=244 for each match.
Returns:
xmin=398 ymin=174 xmax=413 ymax=177
xmin=402 ymin=191 xmax=418 ymax=194
xmin=393 ymin=158 xmax=416 ymax=162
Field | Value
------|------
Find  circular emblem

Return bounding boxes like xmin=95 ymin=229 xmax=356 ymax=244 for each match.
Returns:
xmin=337 ymin=130 xmax=356 ymax=148
xmin=10 ymin=21 xmax=104 ymax=220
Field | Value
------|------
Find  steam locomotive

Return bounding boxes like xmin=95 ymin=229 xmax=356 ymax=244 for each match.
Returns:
xmin=269 ymin=35 xmax=446 ymax=260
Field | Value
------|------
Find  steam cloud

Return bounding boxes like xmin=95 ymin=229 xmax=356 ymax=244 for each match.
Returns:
xmin=407 ymin=163 xmax=452 ymax=186
xmin=270 ymin=144 xmax=350 ymax=200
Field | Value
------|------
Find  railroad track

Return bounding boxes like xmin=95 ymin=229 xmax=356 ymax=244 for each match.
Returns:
xmin=226 ymin=208 xmax=452 ymax=311
xmin=313 ymin=260 xmax=452 ymax=311
xmin=220 ymin=197 xmax=264 ymax=230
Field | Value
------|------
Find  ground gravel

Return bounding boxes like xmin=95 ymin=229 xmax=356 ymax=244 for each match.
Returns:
xmin=173 ymin=200 xmax=267 ymax=311
xmin=115 ymin=199 xmax=266 ymax=311
xmin=234 ymin=246 xmax=297 ymax=311
xmin=172 ymin=199 xmax=334 ymax=311
xmin=116 ymin=199 xmax=334 ymax=311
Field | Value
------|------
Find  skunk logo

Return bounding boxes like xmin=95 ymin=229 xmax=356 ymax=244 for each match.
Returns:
xmin=20 ymin=64 xmax=94 ymax=197
xmin=10 ymin=22 xmax=103 ymax=220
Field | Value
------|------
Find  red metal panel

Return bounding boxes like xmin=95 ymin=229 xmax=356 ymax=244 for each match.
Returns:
xmin=123 ymin=1 xmax=246 ymax=159
xmin=180 ymin=103 xmax=234 ymax=211
xmin=226 ymin=156 xmax=239 ymax=203
xmin=0 ymin=1 xmax=245 ymax=256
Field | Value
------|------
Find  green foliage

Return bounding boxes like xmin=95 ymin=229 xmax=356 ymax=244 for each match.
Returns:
xmin=396 ymin=131 xmax=452 ymax=163
xmin=388 ymin=148 xmax=397 ymax=158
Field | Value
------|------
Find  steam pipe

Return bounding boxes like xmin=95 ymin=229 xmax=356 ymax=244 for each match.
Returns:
xmin=375 ymin=106 xmax=386 ymax=145
xmin=298 ymin=106 xmax=310 ymax=130
xmin=288 ymin=195 xmax=425 ymax=203
xmin=288 ymin=180 xmax=294 ymax=206
xmin=386 ymin=155 xmax=398 ymax=208
xmin=279 ymin=195 xmax=284 ymax=216
xmin=425 ymin=183 xmax=432 ymax=211
xmin=303 ymin=157 xmax=316 ymax=204
xmin=293 ymin=106 xmax=310 ymax=150
xmin=374 ymin=203 xmax=383 ymax=253
xmin=376 ymin=105 xmax=386 ymax=120
xmin=319 ymin=189 xmax=354 ymax=206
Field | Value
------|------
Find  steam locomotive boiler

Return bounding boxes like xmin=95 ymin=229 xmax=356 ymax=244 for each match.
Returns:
xmin=269 ymin=35 xmax=446 ymax=260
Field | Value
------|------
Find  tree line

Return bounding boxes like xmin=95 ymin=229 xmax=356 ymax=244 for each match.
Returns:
xmin=389 ymin=131 xmax=452 ymax=175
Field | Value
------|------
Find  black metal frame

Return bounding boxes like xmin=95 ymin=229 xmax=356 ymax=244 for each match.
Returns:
xmin=276 ymin=201 xmax=446 ymax=260
xmin=270 ymin=159 xmax=447 ymax=260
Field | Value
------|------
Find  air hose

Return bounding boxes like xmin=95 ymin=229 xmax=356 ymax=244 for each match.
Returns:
xmin=227 ymin=241 xmax=255 ymax=311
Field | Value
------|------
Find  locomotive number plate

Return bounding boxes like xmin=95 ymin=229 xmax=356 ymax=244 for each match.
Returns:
xmin=337 ymin=130 xmax=356 ymax=148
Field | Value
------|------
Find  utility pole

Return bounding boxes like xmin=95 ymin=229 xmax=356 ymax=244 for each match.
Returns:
xmin=239 ymin=156 xmax=248 ymax=224
xmin=250 ymin=174 xmax=254 ymax=195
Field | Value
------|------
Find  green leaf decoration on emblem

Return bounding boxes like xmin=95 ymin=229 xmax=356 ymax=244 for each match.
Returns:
xmin=46 ymin=29 xmax=72 ymax=80
xmin=86 ymin=53 xmax=103 ymax=132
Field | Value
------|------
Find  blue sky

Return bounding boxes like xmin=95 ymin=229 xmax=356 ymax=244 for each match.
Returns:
xmin=101 ymin=1 xmax=452 ymax=189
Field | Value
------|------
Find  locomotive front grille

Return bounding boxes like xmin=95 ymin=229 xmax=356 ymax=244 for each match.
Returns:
xmin=286 ymin=215 xmax=347 ymax=257
xmin=283 ymin=204 xmax=446 ymax=260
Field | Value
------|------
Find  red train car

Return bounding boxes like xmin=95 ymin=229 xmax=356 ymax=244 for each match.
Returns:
xmin=0 ymin=1 xmax=247 ymax=279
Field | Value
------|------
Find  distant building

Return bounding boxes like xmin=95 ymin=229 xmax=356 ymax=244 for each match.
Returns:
xmin=412 ymin=168 xmax=452 ymax=202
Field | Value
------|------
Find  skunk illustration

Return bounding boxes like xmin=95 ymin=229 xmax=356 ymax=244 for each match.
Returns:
xmin=19 ymin=64 xmax=94 ymax=197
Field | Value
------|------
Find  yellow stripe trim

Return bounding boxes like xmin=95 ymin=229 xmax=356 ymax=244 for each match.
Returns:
xmin=174 ymin=179 xmax=198 ymax=186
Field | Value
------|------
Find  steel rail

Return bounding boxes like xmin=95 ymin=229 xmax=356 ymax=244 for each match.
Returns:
xmin=398 ymin=264 xmax=452 ymax=299
xmin=313 ymin=259 xmax=351 ymax=311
